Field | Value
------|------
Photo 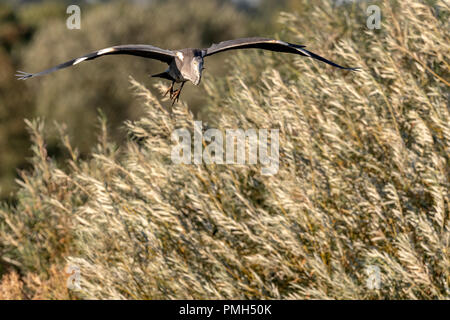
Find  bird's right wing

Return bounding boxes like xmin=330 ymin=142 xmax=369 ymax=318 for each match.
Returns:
xmin=16 ymin=44 xmax=175 ymax=80
xmin=204 ymin=37 xmax=359 ymax=70
xmin=204 ymin=37 xmax=308 ymax=56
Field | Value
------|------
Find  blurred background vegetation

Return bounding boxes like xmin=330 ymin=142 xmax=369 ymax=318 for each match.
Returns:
xmin=0 ymin=0 xmax=288 ymax=202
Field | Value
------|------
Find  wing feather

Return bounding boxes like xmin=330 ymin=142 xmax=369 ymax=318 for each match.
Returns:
xmin=205 ymin=37 xmax=306 ymax=56
xmin=204 ymin=37 xmax=359 ymax=70
xmin=16 ymin=44 xmax=175 ymax=80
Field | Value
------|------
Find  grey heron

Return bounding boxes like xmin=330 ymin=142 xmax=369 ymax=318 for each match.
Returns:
xmin=16 ymin=37 xmax=359 ymax=105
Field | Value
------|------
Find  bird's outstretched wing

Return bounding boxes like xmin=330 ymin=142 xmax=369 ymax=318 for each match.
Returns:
xmin=16 ymin=45 xmax=175 ymax=80
xmin=204 ymin=37 xmax=359 ymax=70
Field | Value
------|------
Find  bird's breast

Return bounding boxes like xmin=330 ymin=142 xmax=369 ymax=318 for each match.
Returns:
xmin=168 ymin=62 xmax=185 ymax=83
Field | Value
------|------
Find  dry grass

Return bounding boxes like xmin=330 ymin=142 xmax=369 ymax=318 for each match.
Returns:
xmin=0 ymin=265 xmax=71 ymax=300
xmin=0 ymin=0 xmax=448 ymax=299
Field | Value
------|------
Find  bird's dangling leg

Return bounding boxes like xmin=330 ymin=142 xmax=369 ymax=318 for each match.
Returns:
xmin=171 ymin=82 xmax=185 ymax=106
xmin=164 ymin=80 xmax=175 ymax=98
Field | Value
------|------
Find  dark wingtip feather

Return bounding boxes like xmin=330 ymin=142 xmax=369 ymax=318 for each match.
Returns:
xmin=297 ymin=48 xmax=361 ymax=71
xmin=15 ymin=71 xmax=34 ymax=80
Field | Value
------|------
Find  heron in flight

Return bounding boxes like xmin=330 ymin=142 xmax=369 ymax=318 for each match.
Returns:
xmin=16 ymin=37 xmax=358 ymax=105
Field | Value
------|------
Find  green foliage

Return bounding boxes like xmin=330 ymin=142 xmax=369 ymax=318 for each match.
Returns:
xmin=17 ymin=1 xmax=67 ymax=29
xmin=0 ymin=0 xmax=449 ymax=299
xmin=0 ymin=4 xmax=34 ymax=201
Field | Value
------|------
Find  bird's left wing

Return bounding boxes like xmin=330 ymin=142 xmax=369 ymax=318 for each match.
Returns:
xmin=16 ymin=44 xmax=175 ymax=80
xmin=204 ymin=37 xmax=359 ymax=70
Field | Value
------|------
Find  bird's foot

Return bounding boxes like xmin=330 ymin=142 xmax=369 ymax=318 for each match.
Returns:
xmin=170 ymin=82 xmax=185 ymax=106
xmin=171 ymin=89 xmax=181 ymax=106
xmin=164 ymin=81 xmax=175 ymax=98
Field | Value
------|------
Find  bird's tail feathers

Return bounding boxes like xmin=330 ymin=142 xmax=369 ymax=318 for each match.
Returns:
xmin=151 ymin=71 xmax=174 ymax=81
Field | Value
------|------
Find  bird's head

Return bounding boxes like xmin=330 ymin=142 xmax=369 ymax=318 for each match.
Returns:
xmin=189 ymin=56 xmax=204 ymax=86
